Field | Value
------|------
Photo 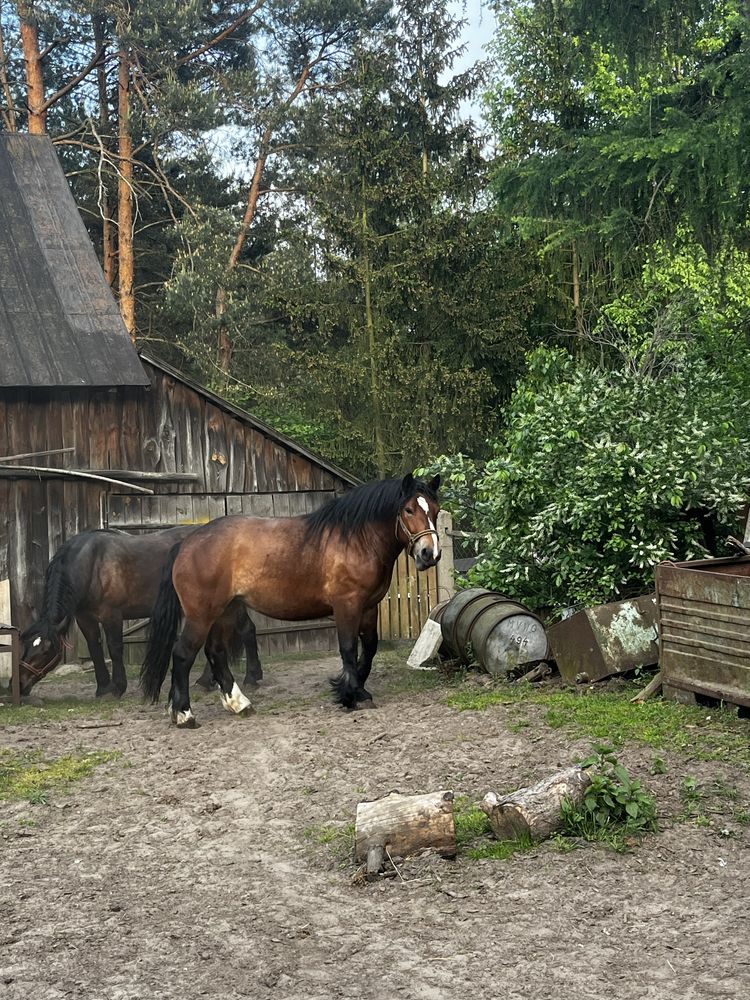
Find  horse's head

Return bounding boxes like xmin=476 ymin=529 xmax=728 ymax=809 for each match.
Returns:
xmin=397 ymin=472 xmax=442 ymax=570
xmin=18 ymin=622 xmax=66 ymax=695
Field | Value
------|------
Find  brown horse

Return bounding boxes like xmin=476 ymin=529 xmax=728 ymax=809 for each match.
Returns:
xmin=141 ymin=473 xmax=441 ymax=726
xmin=17 ymin=527 xmax=262 ymax=699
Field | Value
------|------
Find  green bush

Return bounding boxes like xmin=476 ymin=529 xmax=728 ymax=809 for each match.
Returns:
xmin=467 ymin=346 xmax=750 ymax=611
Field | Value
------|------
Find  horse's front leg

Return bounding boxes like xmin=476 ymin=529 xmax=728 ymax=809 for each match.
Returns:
xmin=77 ymin=614 xmax=113 ymax=698
xmin=356 ymin=605 xmax=379 ymax=701
xmin=331 ymin=604 xmax=372 ymax=710
xmin=102 ymin=616 xmax=127 ymax=698
xmin=205 ymin=623 xmax=254 ymax=717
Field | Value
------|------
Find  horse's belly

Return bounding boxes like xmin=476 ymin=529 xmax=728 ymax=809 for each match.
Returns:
xmin=247 ymin=594 xmax=332 ymax=622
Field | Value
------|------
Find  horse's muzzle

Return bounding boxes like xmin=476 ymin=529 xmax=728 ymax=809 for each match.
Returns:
xmin=415 ymin=549 xmax=441 ymax=571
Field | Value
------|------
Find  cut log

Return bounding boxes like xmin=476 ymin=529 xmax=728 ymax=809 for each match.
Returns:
xmin=481 ymin=766 xmax=591 ymax=842
xmin=407 ymin=619 xmax=444 ymax=670
xmin=630 ymin=671 xmax=662 ymax=704
xmin=355 ymin=790 xmax=456 ymax=866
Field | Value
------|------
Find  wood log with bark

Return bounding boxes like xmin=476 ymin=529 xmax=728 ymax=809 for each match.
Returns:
xmin=481 ymin=766 xmax=591 ymax=842
xmin=355 ymin=790 xmax=456 ymax=875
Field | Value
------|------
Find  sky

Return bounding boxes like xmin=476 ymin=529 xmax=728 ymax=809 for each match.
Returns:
xmin=453 ymin=0 xmax=494 ymax=71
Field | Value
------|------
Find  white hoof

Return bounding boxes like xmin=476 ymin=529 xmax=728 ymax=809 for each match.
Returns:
xmin=219 ymin=682 xmax=255 ymax=716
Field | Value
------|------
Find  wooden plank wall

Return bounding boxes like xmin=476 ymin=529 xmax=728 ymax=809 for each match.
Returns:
xmin=378 ymin=553 xmax=440 ymax=641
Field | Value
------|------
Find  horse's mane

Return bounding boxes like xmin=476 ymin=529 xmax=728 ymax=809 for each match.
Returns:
xmin=303 ymin=476 xmax=438 ymax=544
xmin=20 ymin=535 xmax=81 ymax=642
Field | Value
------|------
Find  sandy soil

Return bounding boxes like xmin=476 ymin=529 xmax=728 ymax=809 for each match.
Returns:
xmin=1 ymin=652 xmax=749 ymax=1000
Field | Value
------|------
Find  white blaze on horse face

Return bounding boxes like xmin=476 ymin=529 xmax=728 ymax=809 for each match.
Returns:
xmin=417 ymin=496 xmax=440 ymax=556
xmin=32 ymin=637 xmax=42 ymax=647
xmin=220 ymin=681 xmax=254 ymax=716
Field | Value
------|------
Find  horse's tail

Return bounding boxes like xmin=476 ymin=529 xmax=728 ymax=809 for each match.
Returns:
xmin=224 ymin=602 xmax=250 ymax=663
xmin=140 ymin=543 xmax=183 ymax=703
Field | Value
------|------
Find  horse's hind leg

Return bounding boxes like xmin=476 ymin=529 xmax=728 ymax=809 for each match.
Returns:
xmin=102 ymin=616 xmax=127 ymax=698
xmin=169 ymin=620 xmax=209 ymax=728
xmin=240 ymin=612 xmax=263 ymax=687
xmin=77 ymin=614 xmax=113 ymax=698
xmin=205 ymin=622 xmax=254 ymax=717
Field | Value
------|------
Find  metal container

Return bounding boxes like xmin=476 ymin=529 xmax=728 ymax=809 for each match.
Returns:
xmin=439 ymin=588 xmax=548 ymax=676
xmin=548 ymin=594 xmax=659 ymax=684
xmin=656 ymin=555 xmax=750 ymax=707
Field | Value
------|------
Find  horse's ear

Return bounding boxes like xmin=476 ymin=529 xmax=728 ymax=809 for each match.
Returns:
xmin=428 ymin=474 xmax=441 ymax=493
xmin=401 ymin=472 xmax=415 ymax=496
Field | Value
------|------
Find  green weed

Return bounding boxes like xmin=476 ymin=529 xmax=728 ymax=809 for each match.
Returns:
xmin=561 ymin=745 xmax=657 ymax=851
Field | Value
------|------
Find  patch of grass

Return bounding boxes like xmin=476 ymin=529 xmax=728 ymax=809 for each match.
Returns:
xmin=452 ymin=796 xmax=534 ymax=861
xmin=445 ymin=684 xmax=750 ymax=767
xmin=465 ymin=833 xmax=535 ymax=861
xmin=0 ymin=694 xmax=130 ymax=726
xmin=303 ymin=821 xmax=355 ymax=861
xmin=453 ymin=797 xmax=492 ymax=845
xmin=0 ymin=748 xmax=121 ymax=803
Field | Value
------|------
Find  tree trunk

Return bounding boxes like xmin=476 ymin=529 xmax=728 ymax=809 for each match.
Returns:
xmin=355 ymin=790 xmax=456 ymax=868
xmin=17 ymin=1 xmax=46 ymax=134
xmin=481 ymin=766 xmax=591 ymax=841
xmin=215 ymin=61 xmax=314 ymax=375
xmin=361 ymin=192 xmax=387 ymax=477
xmin=572 ymin=240 xmax=584 ymax=347
xmin=93 ymin=14 xmax=115 ymax=289
xmin=117 ymin=42 xmax=136 ymax=341
xmin=0 ymin=18 xmax=18 ymax=131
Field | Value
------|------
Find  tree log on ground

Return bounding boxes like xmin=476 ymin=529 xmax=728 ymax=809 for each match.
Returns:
xmin=355 ymin=790 xmax=456 ymax=870
xmin=481 ymin=766 xmax=590 ymax=841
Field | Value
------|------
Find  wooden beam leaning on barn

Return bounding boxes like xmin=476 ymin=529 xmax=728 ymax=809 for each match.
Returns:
xmin=0 ymin=465 xmax=155 ymax=494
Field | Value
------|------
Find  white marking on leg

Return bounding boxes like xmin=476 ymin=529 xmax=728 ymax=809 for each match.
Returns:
xmin=170 ymin=704 xmax=196 ymax=727
xmin=219 ymin=681 xmax=254 ymax=715
xmin=417 ymin=497 xmax=440 ymax=556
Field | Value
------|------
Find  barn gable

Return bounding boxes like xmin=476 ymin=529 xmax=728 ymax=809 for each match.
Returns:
xmin=0 ymin=134 xmax=148 ymax=388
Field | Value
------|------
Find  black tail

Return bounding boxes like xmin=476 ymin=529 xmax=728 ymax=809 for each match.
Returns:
xmin=140 ymin=544 xmax=183 ymax=703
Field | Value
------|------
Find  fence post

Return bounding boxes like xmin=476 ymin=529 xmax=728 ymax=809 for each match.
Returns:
xmin=437 ymin=512 xmax=456 ymax=603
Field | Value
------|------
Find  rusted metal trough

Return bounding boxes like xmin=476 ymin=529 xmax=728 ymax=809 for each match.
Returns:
xmin=656 ymin=555 xmax=750 ymax=708
xmin=547 ymin=594 xmax=659 ymax=684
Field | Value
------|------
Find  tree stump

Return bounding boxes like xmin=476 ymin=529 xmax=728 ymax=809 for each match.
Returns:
xmin=481 ymin=766 xmax=591 ymax=841
xmin=355 ymin=790 xmax=456 ymax=871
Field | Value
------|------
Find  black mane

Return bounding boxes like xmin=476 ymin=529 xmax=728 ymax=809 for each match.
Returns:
xmin=20 ymin=535 xmax=82 ymax=642
xmin=303 ymin=475 xmax=438 ymax=544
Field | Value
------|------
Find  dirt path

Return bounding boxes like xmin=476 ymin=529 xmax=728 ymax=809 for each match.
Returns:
xmin=1 ymin=654 xmax=749 ymax=1000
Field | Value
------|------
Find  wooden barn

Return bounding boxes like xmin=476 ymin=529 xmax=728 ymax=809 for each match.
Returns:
xmin=0 ymin=133 xmax=358 ymax=659
xmin=0 ymin=134 xmax=448 ymax=672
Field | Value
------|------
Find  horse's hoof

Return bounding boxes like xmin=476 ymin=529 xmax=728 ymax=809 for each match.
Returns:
xmin=95 ymin=685 xmax=115 ymax=699
xmin=220 ymin=683 xmax=255 ymax=716
xmin=355 ymin=699 xmax=377 ymax=710
xmin=169 ymin=705 xmax=198 ymax=728
xmin=112 ymin=688 xmax=126 ymax=700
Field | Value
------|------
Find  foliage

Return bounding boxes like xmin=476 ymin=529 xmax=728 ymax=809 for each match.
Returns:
xmin=453 ymin=795 xmax=534 ymax=860
xmin=561 ymin=745 xmax=658 ymax=847
xmin=466 ymin=346 xmax=750 ymax=611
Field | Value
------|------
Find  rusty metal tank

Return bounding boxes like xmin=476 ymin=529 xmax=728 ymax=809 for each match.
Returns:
xmin=438 ymin=588 xmax=548 ymax=676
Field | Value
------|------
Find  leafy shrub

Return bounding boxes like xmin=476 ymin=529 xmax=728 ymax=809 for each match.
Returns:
xmin=467 ymin=346 xmax=750 ymax=611
xmin=561 ymin=745 xmax=658 ymax=847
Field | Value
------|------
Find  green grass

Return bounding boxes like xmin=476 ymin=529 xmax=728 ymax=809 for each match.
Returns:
xmin=303 ymin=821 xmax=356 ymax=862
xmin=0 ymin=696 xmax=129 ymax=726
xmin=453 ymin=796 xmax=535 ymax=862
xmin=445 ymin=684 xmax=750 ymax=767
xmin=0 ymin=748 xmax=121 ymax=804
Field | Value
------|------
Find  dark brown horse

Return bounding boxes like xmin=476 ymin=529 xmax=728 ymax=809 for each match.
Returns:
xmin=18 ymin=527 xmax=262 ymax=698
xmin=141 ymin=473 xmax=441 ymax=726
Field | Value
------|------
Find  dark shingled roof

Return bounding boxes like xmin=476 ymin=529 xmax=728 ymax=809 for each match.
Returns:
xmin=0 ymin=135 xmax=148 ymax=388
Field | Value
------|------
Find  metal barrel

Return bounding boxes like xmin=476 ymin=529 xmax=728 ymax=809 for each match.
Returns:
xmin=439 ymin=588 xmax=548 ymax=676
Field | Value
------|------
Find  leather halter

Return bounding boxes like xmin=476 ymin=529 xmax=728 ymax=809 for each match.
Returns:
xmin=396 ymin=510 xmax=438 ymax=558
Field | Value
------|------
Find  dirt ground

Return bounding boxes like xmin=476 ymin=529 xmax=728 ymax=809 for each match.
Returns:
xmin=1 ymin=649 xmax=749 ymax=1000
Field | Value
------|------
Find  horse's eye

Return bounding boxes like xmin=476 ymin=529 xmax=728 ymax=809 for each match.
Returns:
xmin=405 ymin=507 xmax=415 ymax=515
